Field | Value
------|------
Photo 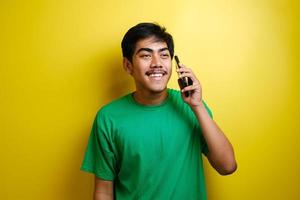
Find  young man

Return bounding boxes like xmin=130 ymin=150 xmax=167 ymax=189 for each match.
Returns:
xmin=81 ymin=23 xmax=237 ymax=200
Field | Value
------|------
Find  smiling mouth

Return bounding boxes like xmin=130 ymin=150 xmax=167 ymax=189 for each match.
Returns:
xmin=145 ymin=70 xmax=167 ymax=77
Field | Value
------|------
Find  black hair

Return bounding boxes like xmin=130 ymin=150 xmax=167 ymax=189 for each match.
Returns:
xmin=121 ymin=22 xmax=174 ymax=62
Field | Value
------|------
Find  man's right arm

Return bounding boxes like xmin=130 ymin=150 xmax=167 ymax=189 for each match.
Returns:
xmin=94 ymin=176 xmax=114 ymax=200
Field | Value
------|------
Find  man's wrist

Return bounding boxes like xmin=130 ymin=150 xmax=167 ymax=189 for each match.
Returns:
xmin=190 ymin=100 xmax=205 ymax=113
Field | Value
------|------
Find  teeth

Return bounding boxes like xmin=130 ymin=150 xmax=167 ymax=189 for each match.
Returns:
xmin=149 ymin=74 xmax=163 ymax=77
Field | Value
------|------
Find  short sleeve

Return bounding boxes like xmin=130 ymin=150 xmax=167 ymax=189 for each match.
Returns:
xmin=199 ymin=99 xmax=213 ymax=155
xmin=80 ymin=111 xmax=117 ymax=180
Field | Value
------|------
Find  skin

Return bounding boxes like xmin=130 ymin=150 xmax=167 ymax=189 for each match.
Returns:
xmin=94 ymin=36 xmax=237 ymax=200
xmin=178 ymin=65 xmax=237 ymax=175
xmin=94 ymin=177 xmax=114 ymax=200
xmin=123 ymin=36 xmax=172 ymax=105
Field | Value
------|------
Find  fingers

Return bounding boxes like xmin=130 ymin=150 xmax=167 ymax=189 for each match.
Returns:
xmin=177 ymin=64 xmax=203 ymax=104
xmin=176 ymin=65 xmax=200 ymax=84
xmin=176 ymin=63 xmax=191 ymax=73
xmin=178 ymin=71 xmax=194 ymax=80
xmin=181 ymin=83 xmax=201 ymax=93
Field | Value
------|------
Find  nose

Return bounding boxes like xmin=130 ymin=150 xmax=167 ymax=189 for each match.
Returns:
xmin=150 ymin=54 xmax=162 ymax=68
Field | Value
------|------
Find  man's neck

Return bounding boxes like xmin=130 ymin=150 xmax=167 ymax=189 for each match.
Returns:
xmin=133 ymin=89 xmax=168 ymax=106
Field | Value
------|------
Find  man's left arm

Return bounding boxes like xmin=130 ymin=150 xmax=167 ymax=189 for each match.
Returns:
xmin=178 ymin=65 xmax=237 ymax=175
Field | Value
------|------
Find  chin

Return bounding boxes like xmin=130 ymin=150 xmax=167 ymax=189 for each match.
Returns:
xmin=149 ymin=86 xmax=167 ymax=94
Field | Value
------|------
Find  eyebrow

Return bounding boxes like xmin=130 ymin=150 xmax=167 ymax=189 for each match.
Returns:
xmin=135 ymin=47 xmax=169 ymax=54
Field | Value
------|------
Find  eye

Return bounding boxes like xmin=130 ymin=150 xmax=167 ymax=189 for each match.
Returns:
xmin=160 ymin=53 xmax=170 ymax=59
xmin=140 ymin=54 xmax=151 ymax=59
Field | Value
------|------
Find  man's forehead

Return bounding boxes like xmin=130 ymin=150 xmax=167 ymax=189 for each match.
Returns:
xmin=135 ymin=37 xmax=168 ymax=52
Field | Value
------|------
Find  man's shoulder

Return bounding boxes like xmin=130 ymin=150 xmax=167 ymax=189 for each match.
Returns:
xmin=97 ymin=93 xmax=132 ymax=116
xmin=167 ymin=88 xmax=184 ymax=105
xmin=168 ymin=88 xmax=213 ymax=118
xmin=168 ymin=88 xmax=181 ymax=97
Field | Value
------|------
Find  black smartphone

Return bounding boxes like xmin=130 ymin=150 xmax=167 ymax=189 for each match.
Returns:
xmin=174 ymin=55 xmax=193 ymax=97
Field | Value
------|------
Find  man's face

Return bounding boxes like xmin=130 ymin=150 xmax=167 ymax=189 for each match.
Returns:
xmin=125 ymin=37 xmax=172 ymax=94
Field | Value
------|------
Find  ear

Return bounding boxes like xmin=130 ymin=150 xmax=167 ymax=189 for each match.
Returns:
xmin=123 ymin=57 xmax=133 ymax=75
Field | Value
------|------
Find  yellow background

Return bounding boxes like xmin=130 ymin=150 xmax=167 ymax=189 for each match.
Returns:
xmin=1 ymin=0 xmax=299 ymax=199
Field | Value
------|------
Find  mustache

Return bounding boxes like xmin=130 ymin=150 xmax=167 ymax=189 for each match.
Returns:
xmin=145 ymin=70 xmax=167 ymax=76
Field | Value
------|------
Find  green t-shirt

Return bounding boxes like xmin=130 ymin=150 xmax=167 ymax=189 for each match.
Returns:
xmin=81 ymin=88 xmax=213 ymax=200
